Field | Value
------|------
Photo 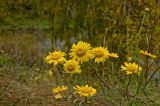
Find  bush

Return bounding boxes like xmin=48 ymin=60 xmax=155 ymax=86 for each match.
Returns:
xmin=0 ymin=35 xmax=43 ymax=66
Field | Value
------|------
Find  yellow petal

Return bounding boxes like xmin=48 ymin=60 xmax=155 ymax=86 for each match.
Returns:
xmin=124 ymin=62 xmax=129 ymax=67
xmin=126 ymin=71 xmax=132 ymax=75
xmin=55 ymin=93 xmax=63 ymax=99
xmin=121 ymin=65 xmax=127 ymax=71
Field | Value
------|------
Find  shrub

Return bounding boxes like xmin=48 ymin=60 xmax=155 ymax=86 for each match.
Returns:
xmin=0 ymin=35 xmax=43 ymax=66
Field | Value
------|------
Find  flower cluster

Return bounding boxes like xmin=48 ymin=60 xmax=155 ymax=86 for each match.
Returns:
xmin=70 ymin=42 xmax=119 ymax=64
xmin=46 ymin=41 xmax=118 ymax=99
xmin=45 ymin=41 xmax=119 ymax=74
xmin=52 ymin=85 xmax=96 ymax=99
xmin=46 ymin=41 xmax=158 ymax=101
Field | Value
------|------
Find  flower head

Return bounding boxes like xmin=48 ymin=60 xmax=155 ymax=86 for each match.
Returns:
xmin=74 ymin=85 xmax=96 ymax=97
xmin=52 ymin=86 xmax=68 ymax=99
xmin=45 ymin=51 xmax=66 ymax=65
xmin=52 ymin=86 xmax=68 ymax=93
xmin=70 ymin=41 xmax=93 ymax=64
xmin=64 ymin=60 xmax=81 ymax=74
xmin=92 ymin=46 xmax=109 ymax=63
xmin=121 ymin=62 xmax=142 ymax=75
xmin=108 ymin=53 xmax=119 ymax=58
xmin=139 ymin=50 xmax=157 ymax=58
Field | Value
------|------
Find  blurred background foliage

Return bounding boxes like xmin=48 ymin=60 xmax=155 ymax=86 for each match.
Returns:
xmin=0 ymin=0 xmax=160 ymax=54
xmin=0 ymin=35 xmax=43 ymax=66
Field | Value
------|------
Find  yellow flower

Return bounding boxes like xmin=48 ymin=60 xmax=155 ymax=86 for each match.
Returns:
xmin=70 ymin=41 xmax=93 ymax=64
xmin=74 ymin=85 xmax=96 ymax=97
xmin=92 ymin=46 xmax=109 ymax=63
xmin=139 ymin=50 xmax=157 ymax=58
xmin=64 ymin=60 xmax=81 ymax=74
xmin=45 ymin=51 xmax=66 ymax=65
xmin=121 ymin=62 xmax=142 ymax=75
xmin=108 ymin=53 xmax=119 ymax=58
xmin=52 ymin=86 xmax=68 ymax=99
xmin=52 ymin=86 xmax=68 ymax=93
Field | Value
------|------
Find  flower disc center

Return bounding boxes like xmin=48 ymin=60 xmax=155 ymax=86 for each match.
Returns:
xmin=67 ymin=65 xmax=75 ymax=71
xmin=81 ymin=88 xmax=92 ymax=94
xmin=127 ymin=66 xmax=136 ymax=72
xmin=76 ymin=48 xmax=86 ymax=57
xmin=95 ymin=51 xmax=104 ymax=58
xmin=52 ymin=54 xmax=61 ymax=60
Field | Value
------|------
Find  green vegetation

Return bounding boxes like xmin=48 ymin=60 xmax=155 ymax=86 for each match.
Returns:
xmin=0 ymin=0 xmax=160 ymax=106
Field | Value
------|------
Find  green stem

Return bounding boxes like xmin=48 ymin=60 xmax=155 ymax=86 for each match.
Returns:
xmin=145 ymin=57 xmax=149 ymax=83
xmin=85 ymin=96 xmax=88 ymax=105
xmin=125 ymin=76 xmax=131 ymax=99
xmin=138 ymin=12 xmax=147 ymax=36
xmin=133 ymin=75 xmax=141 ymax=97
xmin=52 ymin=66 xmax=58 ymax=85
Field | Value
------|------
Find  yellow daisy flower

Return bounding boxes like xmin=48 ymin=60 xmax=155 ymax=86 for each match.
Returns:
xmin=52 ymin=86 xmax=68 ymax=99
xmin=52 ymin=85 xmax=68 ymax=93
xmin=92 ymin=46 xmax=109 ymax=63
xmin=139 ymin=50 xmax=157 ymax=58
xmin=108 ymin=53 xmax=119 ymax=58
xmin=121 ymin=62 xmax=142 ymax=75
xmin=70 ymin=41 xmax=93 ymax=64
xmin=45 ymin=51 xmax=66 ymax=65
xmin=64 ymin=60 xmax=81 ymax=74
xmin=74 ymin=85 xmax=96 ymax=97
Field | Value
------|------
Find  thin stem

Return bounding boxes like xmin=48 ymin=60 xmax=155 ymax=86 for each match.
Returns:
xmin=144 ymin=57 xmax=149 ymax=82
xmin=125 ymin=76 xmax=131 ymax=99
xmin=138 ymin=12 xmax=147 ymax=36
xmin=94 ymin=68 xmax=130 ymax=97
xmin=133 ymin=75 xmax=141 ymax=98
xmin=148 ymin=58 xmax=157 ymax=70
xmin=52 ymin=66 xmax=58 ymax=85
xmin=134 ymin=11 xmax=147 ymax=51
xmin=60 ymin=91 xmax=65 ymax=101
xmin=144 ymin=66 xmax=160 ymax=89
xmin=85 ymin=96 xmax=88 ymax=105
